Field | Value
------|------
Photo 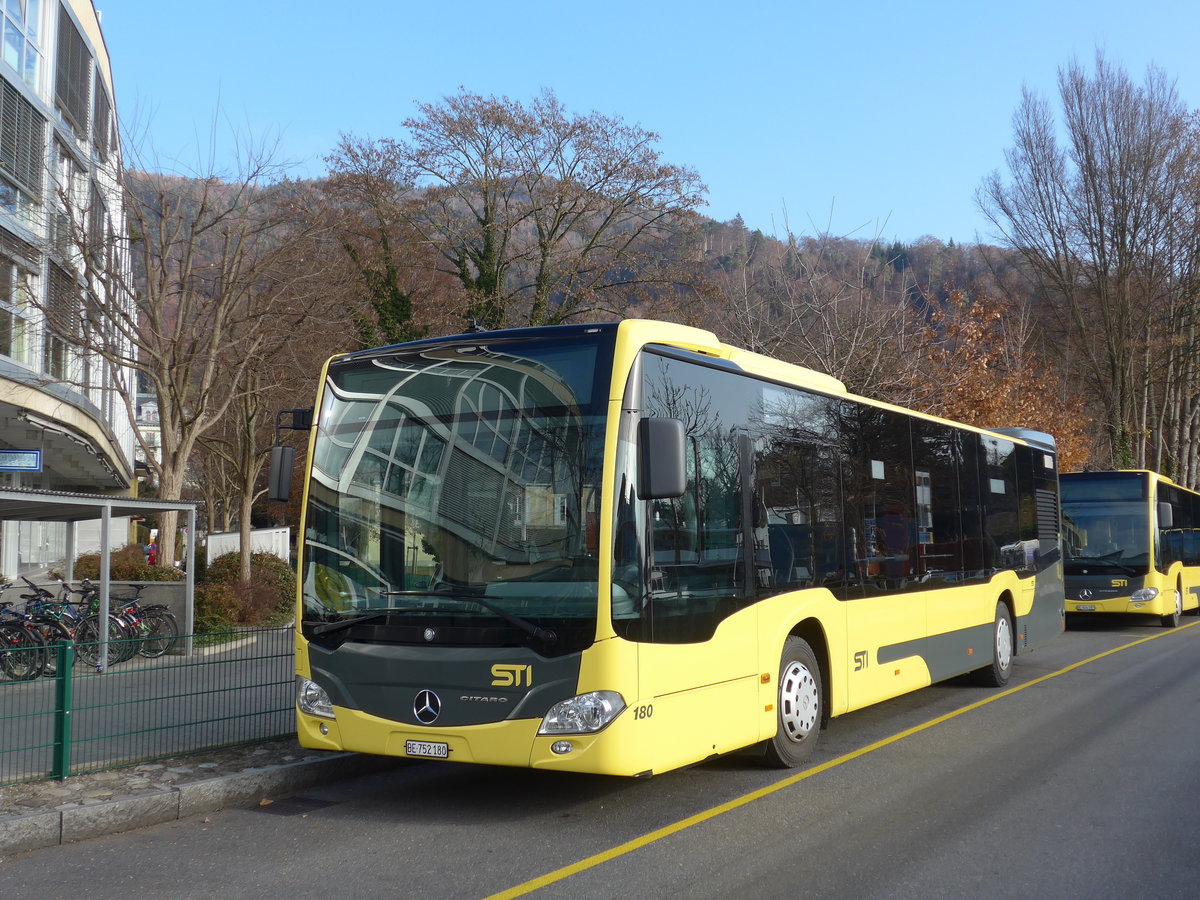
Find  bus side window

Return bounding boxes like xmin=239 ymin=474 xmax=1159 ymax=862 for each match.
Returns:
xmin=640 ymin=354 xmax=751 ymax=641
xmin=756 ymin=387 xmax=847 ymax=596
xmin=981 ymin=436 xmax=1019 ymax=573
xmin=649 ymin=428 xmax=742 ymax=596
xmin=650 ymin=439 xmax=699 ymax=567
xmin=911 ymin=421 xmax=965 ymax=584
xmin=755 ymin=440 xmax=842 ymax=593
xmin=840 ymin=405 xmax=916 ymax=596
xmin=699 ymin=429 xmax=742 ymax=583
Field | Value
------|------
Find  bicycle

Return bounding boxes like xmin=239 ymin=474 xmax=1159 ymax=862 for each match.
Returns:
xmin=72 ymin=578 xmax=179 ymax=660
xmin=118 ymin=583 xmax=180 ymax=658
xmin=0 ymin=589 xmax=47 ymax=681
xmin=30 ymin=576 xmax=137 ymax=668
xmin=19 ymin=576 xmax=84 ymax=674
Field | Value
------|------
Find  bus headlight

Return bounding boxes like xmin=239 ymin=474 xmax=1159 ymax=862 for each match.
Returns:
xmin=538 ymin=691 xmax=625 ymax=734
xmin=1131 ymin=588 xmax=1159 ymax=603
xmin=297 ymin=677 xmax=335 ymax=719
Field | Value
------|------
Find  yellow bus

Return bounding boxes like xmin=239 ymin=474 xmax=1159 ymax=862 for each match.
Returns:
xmin=1060 ymin=470 xmax=1200 ymax=626
xmin=277 ymin=319 xmax=1064 ymax=777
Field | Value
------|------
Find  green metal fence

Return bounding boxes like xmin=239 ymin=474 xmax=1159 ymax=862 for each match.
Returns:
xmin=0 ymin=626 xmax=294 ymax=786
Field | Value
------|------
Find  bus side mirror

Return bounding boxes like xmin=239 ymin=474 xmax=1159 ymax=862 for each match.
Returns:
xmin=268 ymin=407 xmax=313 ymax=503
xmin=1159 ymin=502 xmax=1174 ymax=529
xmin=637 ymin=418 xmax=686 ymax=499
xmin=268 ymin=446 xmax=296 ymax=503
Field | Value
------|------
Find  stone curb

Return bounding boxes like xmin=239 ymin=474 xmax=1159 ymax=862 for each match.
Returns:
xmin=0 ymin=752 xmax=400 ymax=855
xmin=190 ymin=636 xmax=258 ymax=656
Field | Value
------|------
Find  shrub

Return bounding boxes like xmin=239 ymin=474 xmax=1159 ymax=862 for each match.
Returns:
xmin=204 ymin=551 xmax=296 ymax=624
xmin=194 ymin=582 xmax=239 ymax=632
xmin=73 ymin=544 xmax=184 ymax=582
xmin=227 ymin=580 xmax=289 ymax=625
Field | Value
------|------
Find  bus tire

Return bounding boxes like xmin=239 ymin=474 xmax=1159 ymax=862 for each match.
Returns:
xmin=1161 ymin=588 xmax=1182 ymax=628
xmin=760 ymin=636 xmax=822 ymax=768
xmin=972 ymin=602 xmax=1014 ymax=687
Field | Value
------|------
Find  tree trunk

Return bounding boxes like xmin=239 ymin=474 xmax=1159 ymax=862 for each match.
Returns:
xmin=154 ymin=465 xmax=186 ymax=569
xmin=238 ymin=487 xmax=254 ymax=584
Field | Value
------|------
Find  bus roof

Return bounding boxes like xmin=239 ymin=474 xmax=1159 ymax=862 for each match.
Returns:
xmin=327 ymin=318 xmax=1056 ymax=454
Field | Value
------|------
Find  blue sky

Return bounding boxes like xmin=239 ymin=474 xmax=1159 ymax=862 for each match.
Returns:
xmin=101 ymin=0 xmax=1200 ymax=245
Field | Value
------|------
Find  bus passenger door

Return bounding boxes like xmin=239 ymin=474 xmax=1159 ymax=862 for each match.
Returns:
xmin=637 ymin=427 xmax=759 ymax=765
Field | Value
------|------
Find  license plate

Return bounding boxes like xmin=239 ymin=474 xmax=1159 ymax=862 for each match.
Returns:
xmin=1075 ymin=604 xmax=1096 ymax=611
xmin=405 ymin=740 xmax=449 ymax=759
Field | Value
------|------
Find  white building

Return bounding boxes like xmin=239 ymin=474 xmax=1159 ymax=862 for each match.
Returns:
xmin=0 ymin=1 xmax=136 ymax=577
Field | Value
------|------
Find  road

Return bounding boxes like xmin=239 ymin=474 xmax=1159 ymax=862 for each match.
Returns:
xmin=3 ymin=616 xmax=1200 ymax=899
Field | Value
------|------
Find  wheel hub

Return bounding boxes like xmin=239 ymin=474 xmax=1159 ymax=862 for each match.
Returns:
xmin=779 ymin=660 xmax=819 ymax=741
xmin=996 ymin=615 xmax=1012 ymax=671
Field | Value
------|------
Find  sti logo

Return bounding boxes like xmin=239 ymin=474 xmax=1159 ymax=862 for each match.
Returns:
xmin=1111 ymin=579 xmax=1128 ymax=588
xmin=491 ymin=664 xmax=532 ymax=687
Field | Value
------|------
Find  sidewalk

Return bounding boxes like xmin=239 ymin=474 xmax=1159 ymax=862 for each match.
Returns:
xmin=0 ymin=738 xmax=402 ymax=855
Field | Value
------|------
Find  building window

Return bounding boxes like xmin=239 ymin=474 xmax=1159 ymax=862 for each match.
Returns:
xmin=54 ymin=3 xmax=88 ymax=137
xmin=44 ymin=260 xmax=76 ymax=379
xmin=91 ymin=68 xmax=109 ymax=160
xmin=0 ymin=256 xmax=31 ymax=362
xmin=42 ymin=327 xmax=64 ymax=376
xmin=0 ymin=302 xmax=21 ymax=359
xmin=87 ymin=179 xmax=106 ymax=263
xmin=49 ymin=140 xmax=83 ymax=257
xmin=54 ymin=136 xmax=75 ymax=190
xmin=2 ymin=0 xmax=42 ymax=91
xmin=0 ymin=76 xmax=45 ymax=226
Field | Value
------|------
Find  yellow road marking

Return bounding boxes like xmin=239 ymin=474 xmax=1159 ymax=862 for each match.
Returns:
xmin=486 ymin=621 xmax=1199 ymax=899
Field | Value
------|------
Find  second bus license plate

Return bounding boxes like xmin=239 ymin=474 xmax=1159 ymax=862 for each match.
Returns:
xmin=405 ymin=740 xmax=449 ymax=759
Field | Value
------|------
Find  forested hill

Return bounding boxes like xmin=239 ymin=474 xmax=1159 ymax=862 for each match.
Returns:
xmin=118 ymin=61 xmax=1200 ymax=496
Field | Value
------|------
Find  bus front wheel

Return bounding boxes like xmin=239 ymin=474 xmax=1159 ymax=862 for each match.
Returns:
xmin=761 ymin=636 xmax=822 ymax=768
xmin=972 ymin=602 xmax=1014 ymax=687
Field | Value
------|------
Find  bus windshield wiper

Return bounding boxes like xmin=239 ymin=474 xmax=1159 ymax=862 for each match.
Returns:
xmin=307 ymin=609 xmax=407 ymax=636
xmin=380 ymin=589 xmax=557 ymax=644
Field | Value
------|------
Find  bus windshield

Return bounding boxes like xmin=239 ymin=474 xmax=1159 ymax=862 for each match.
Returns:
xmin=301 ymin=332 xmax=611 ymax=651
xmin=1061 ymin=474 xmax=1150 ymax=574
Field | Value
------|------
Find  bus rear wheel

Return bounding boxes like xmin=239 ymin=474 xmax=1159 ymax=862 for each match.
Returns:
xmin=972 ymin=602 xmax=1014 ymax=687
xmin=760 ymin=636 xmax=822 ymax=768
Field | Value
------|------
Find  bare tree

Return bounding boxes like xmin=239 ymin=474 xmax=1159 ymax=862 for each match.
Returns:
xmin=193 ymin=434 xmax=238 ymax=536
xmin=40 ymin=140 xmax=328 ymax=568
xmin=979 ymin=52 xmax=1200 ymax=475
xmin=334 ymin=88 xmax=708 ymax=329
xmin=714 ymin=229 xmax=932 ymax=405
xmin=193 ymin=367 xmax=274 ymax=580
xmin=320 ymin=138 xmax=464 ymax=345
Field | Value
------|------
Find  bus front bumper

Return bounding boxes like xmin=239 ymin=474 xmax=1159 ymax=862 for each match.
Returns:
xmin=297 ymin=706 xmax=654 ymax=776
xmin=1065 ymin=595 xmax=1164 ymax=615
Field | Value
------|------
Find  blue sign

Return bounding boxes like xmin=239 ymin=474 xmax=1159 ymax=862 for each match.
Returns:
xmin=0 ymin=449 xmax=42 ymax=471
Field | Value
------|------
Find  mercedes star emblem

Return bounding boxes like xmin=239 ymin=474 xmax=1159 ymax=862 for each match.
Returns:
xmin=414 ymin=689 xmax=442 ymax=724
xmin=1078 ymin=589 xmax=1093 ymax=601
